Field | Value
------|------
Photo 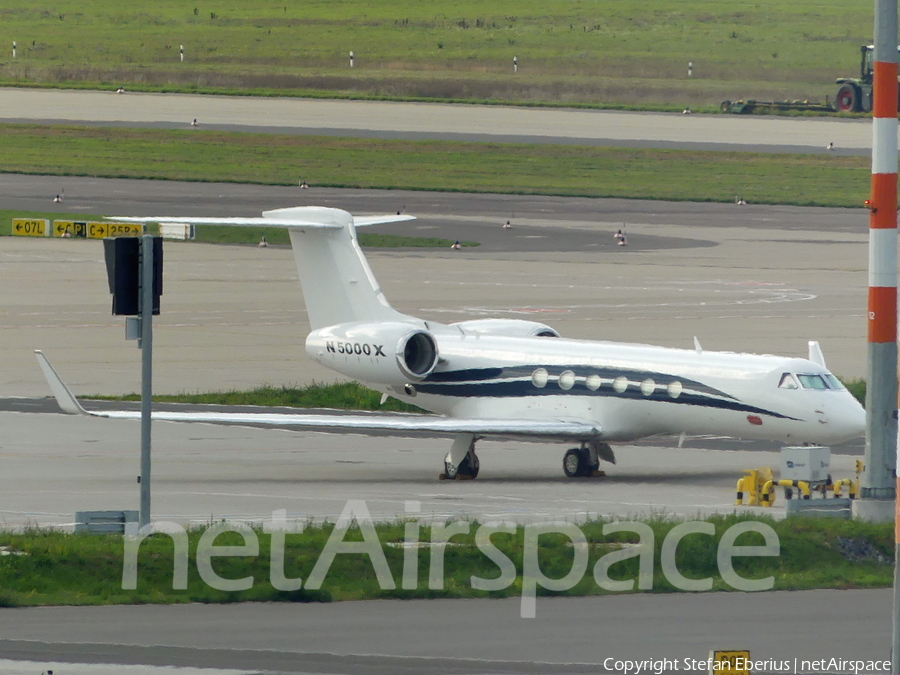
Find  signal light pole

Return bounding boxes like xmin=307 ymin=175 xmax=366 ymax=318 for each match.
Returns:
xmin=138 ymin=235 xmax=155 ymax=530
xmin=103 ymin=234 xmax=163 ymax=530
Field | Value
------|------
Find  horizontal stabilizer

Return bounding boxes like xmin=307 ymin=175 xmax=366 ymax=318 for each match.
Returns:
xmin=353 ymin=215 xmax=417 ymax=227
xmin=108 ymin=216 xmax=343 ymax=229
xmin=107 ymin=206 xmax=415 ymax=229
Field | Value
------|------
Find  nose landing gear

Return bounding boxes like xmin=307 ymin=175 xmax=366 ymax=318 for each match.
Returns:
xmin=440 ymin=432 xmax=480 ymax=480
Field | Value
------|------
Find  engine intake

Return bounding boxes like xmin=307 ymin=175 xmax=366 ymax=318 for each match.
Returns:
xmin=400 ymin=330 xmax=438 ymax=379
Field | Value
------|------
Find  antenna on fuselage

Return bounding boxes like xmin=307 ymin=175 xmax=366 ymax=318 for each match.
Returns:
xmin=808 ymin=340 xmax=826 ymax=368
xmin=693 ymin=336 xmax=703 ymax=354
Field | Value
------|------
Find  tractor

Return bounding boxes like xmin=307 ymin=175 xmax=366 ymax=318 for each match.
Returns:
xmin=834 ymin=44 xmax=900 ymax=112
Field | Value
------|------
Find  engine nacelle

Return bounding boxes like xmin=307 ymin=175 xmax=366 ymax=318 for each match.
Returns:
xmin=306 ymin=321 xmax=439 ymax=385
xmin=451 ymin=318 xmax=560 ymax=338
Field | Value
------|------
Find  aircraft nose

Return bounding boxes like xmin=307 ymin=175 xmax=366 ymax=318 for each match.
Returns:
xmin=829 ymin=394 xmax=866 ymax=441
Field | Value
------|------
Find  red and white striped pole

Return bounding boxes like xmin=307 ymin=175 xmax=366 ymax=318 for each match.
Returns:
xmin=864 ymin=0 xmax=899 ymax=513
xmin=866 ymin=0 xmax=900 ymax=671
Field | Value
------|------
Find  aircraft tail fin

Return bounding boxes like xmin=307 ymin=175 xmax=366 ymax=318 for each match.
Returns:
xmin=109 ymin=207 xmax=417 ymax=330
xmin=35 ymin=350 xmax=89 ymax=415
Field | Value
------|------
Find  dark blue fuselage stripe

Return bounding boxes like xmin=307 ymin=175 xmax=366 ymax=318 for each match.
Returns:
xmin=425 ymin=364 xmax=739 ymax=401
xmin=417 ymin=372 xmax=798 ymax=421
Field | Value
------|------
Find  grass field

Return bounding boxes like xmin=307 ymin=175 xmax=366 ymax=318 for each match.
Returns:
xmin=90 ymin=381 xmax=425 ymax=413
xmin=0 ymin=514 xmax=891 ymax=607
xmin=0 ymin=0 xmax=876 ymax=107
xmin=0 ymin=125 xmax=871 ymax=208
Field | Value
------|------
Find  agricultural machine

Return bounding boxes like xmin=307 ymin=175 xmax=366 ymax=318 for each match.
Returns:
xmin=834 ymin=44 xmax=900 ymax=113
xmin=722 ymin=45 xmax=900 ymax=114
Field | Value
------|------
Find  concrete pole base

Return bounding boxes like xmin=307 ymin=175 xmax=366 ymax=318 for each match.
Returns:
xmin=852 ymin=498 xmax=896 ymax=522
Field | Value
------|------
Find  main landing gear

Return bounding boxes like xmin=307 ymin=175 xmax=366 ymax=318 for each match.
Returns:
xmin=563 ymin=443 xmax=607 ymax=478
xmin=440 ymin=432 xmax=480 ymax=480
xmin=439 ymin=435 xmax=612 ymax=480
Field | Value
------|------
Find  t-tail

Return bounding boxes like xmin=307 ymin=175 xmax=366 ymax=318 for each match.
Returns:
xmin=111 ymin=206 xmax=417 ymax=330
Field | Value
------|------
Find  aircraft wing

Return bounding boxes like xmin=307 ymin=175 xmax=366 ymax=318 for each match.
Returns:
xmin=35 ymin=351 xmax=601 ymax=442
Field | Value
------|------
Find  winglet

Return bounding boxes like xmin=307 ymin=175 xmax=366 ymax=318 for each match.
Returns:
xmin=808 ymin=340 xmax=826 ymax=368
xmin=34 ymin=350 xmax=89 ymax=415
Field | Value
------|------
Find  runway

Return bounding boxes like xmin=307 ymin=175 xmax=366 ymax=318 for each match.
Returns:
xmin=0 ymin=86 xmax=877 ymax=154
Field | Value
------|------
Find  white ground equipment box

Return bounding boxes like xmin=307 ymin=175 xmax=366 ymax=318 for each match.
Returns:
xmin=780 ymin=446 xmax=830 ymax=482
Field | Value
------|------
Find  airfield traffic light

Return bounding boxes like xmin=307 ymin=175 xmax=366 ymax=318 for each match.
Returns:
xmin=102 ymin=236 xmax=163 ymax=316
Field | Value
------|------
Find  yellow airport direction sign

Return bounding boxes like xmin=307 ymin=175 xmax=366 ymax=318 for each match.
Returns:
xmin=53 ymin=220 xmax=87 ymax=238
xmin=87 ymin=222 xmax=109 ymax=239
xmin=709 ymin=651 xmax=750 ymax=675
xmin=105 ymin=222 xmax=144 ymax=237
xmin=11 ymin=218 xmax=49 ymax=237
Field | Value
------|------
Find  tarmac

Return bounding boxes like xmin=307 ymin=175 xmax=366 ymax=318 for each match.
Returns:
xmin=0 ymin=590 xmax=892 ymax=674
xmin=1 ymin=179 xmax=869 ymax=399
xmin=0 ymin=179 xmax=869 ymax=527
xmin=0 ymin=106 xmax=882 ymax=672
xmin=1 ymin=407 xmax=864 ymax=528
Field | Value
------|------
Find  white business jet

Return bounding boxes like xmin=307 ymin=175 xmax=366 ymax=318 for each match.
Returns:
xmin=37 ymin=206 xmax=865 ymax=480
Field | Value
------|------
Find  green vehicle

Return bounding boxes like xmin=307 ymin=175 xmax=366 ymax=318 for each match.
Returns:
xmin=834 ymin=45 xmax=900 ymax=113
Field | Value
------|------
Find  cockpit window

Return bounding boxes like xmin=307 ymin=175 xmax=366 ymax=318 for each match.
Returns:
xmin=823 ymin=374 xmax=845 ymax=390
xmin=778 ymin=373 xmax=799 ymax=389
xmin=797 ymin=374 xmax=828 ymax=390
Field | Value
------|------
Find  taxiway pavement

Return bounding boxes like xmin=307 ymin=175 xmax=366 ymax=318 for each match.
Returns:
xmin=0 ymin=177 xmax=869 ymax=525
xmin=0 ymin=590 xmax=891 ymax=674
xmin=0 ymin=86 xmax=877 ymax=154
xmin=1 ymin=177 xmax=869 ymax=398
xmin=1 ymin=406 xmax=862 ymax=528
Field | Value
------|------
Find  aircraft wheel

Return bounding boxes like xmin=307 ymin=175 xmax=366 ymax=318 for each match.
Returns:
xmin=443 ymin=457 xmax=460 ymax=480
xmin=563 ymin=447 xmax=589 ymax=478
xmin=442 ymin=450 xmax=479 ymax=480
xmin=464 ymin=452 xmax=480 ymax=479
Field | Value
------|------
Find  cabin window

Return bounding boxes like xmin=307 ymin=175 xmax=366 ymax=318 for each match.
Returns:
xmin=585 ymin=374 xmax=602 ymax=391
xmin=667 ymin=380 xmax=683 ymax=399
xmin=823 ymin=374 xmax=845 ymax=390
xmin=531 ymin=368 xmax=549 ymax=388
xmin=778 ymin=373 xmax=799 ymax=389
xmin=797 ymin=373 xmax=828 ymax=390
xmin=640 ymin=378 xmax=656 ymax=396
xmin=612 ymin=376 xmax=629 ymax=393
xmin=558 ymin=370 xmax=576 ymax=390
